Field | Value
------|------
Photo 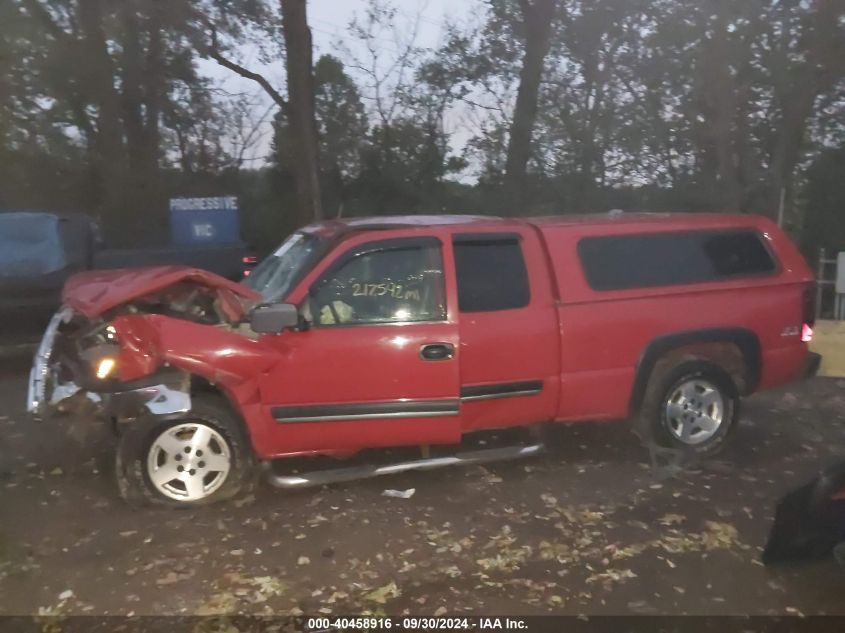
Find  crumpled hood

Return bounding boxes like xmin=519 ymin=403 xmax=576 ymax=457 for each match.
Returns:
xmin=62 ymin=265 xmax=260 ymax=318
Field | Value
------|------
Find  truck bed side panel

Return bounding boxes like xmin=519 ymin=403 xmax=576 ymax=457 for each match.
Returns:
xmin=537 ymin=217 xmax=813 ymax=422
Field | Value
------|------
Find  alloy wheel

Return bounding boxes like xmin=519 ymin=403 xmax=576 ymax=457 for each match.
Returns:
xmin=663 ymin=378 xmax=725 ymax=446
xmin=146 ymin=423 xmax=231 ymax=501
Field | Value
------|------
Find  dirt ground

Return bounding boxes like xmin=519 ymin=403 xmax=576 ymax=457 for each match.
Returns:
xmin=1 ymin=352 xmax=844 ymax=618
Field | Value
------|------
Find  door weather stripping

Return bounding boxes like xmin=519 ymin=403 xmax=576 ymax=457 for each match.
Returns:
xmin=263 ymin=443 xmax=544 ymax=489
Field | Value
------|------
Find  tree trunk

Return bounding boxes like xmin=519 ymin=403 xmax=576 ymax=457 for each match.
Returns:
xmin=281 ymin=0 xmax=323 ymax=225
xmin=120 ymin=2 xmax=145 ymax=174
xmin=76 ymin=0 xmax=128 ymax=227
xmin=769 ymin=91 xmax=814 ymax=224
xmin=503 ymin=0 xmax=557 ymax=202
xmin=141 ymin=2 xmax=164 ymax=177
xmin=704 ymin=0 xmax=742 ymax=214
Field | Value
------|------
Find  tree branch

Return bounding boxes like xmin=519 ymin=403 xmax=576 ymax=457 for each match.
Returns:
xmin=204 ymin=23 xmax=289 ymax=116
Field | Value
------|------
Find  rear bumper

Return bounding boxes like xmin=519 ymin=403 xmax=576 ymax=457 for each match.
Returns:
xmin=805 ymin=352 xmax=822 ymax=379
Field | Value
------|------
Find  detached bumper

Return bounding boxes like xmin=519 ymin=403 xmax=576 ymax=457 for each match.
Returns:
xmin=805 ymin=352 xmax=822 ymax=379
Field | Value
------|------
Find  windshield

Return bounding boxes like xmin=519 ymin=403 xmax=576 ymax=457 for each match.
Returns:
xmin=242 ymin=232 xmax=322 ymax=302
xmin=0 ymin=212 xmax=67 ymax=277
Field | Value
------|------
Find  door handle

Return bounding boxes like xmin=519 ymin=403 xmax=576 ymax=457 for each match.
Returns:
xmin=419 ymin=342 xmax=455 ymax=361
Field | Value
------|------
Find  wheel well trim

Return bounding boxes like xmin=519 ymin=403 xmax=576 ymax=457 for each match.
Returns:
xmin=628 ymin=327 xmax=761 ymax=415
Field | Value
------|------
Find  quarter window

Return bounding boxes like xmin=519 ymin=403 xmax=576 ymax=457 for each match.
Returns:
xmin=310 ymin=240 xmax=446 ymax=326
xmin=577 ymin=230 xmax=777 ymax=291
xmin=454 ymin=235 xmax=530 ymax=312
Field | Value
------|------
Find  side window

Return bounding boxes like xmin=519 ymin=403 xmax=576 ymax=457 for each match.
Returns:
xmin=577 ymin=230 xmax=777 ymax=291
xmin=310 ymin=240 xmax=446 ymax=326
xmin=702 ymin=232 xmax=777 ymax=277
xmin=453 ymin=235 xmax=530 ymax=312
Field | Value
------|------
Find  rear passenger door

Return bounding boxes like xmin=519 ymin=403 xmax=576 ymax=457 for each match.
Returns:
xmin=453 ymin=229 xmax=560 ymax=431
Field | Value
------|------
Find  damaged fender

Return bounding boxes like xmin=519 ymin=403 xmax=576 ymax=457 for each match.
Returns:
xmin=108 ymin=313 xmax=281 ymax=452
xmin=28 ymin=265 xmax=273 ymax=432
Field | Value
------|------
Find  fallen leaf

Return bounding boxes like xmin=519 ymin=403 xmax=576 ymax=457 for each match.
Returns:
xmin=156 ymin=572 xmax=182 ymax=586
xmin=658 ymin=514 xmax=685 ymax=526
xmin=586 ymin=569 xmax=637 ymax=585
xmin=233 ymin=494 xmax=255 ymax=508
xmin=195 ymin=591 xmax=238 ymax=616
xmin=540 ymin=493 xmax=558 ymax=508
xmin=364 ymin=581 xmax=401 ymax=604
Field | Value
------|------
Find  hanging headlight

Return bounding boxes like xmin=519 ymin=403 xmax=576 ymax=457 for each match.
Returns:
xmin=95 ymin=357 xmax=117 ymax=380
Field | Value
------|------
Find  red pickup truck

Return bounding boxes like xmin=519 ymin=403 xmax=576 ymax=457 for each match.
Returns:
xmin=27 ymin=213 xmax=819 ymax=507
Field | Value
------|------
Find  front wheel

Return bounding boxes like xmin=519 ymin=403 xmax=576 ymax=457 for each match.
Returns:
xmin=639 ymin=361 xmax=740 ymax=455
xmin=115 ymin=396 xmax=257 ymax=507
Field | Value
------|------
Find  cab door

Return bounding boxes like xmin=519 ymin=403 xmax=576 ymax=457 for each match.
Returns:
xmin=452 ymin=228 xmax=561 ymax=431
xmin=256 ymin=234 xmax=461 ymax=456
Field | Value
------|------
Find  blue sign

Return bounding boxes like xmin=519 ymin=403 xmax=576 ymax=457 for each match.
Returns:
xmin=169 ymin=196 xmax=240 ymax=246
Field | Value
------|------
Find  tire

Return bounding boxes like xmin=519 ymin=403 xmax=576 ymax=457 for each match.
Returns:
xmin=638 ymin=360 xmax=739 ymax=456
xmin=115 ymin=395 xmax=257 ymax=508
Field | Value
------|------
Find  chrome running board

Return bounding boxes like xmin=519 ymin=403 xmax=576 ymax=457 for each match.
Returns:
xmin=263 ymin=443 xmax=544 ymax=489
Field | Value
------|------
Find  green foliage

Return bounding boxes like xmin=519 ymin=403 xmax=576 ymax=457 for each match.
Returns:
xmin=314 ymin=55 xmax=369 ymax=182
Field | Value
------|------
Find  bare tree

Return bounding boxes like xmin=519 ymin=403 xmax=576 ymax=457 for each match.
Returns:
xmin=343 ymin=0 xmax=424 ymax=129
xmin=226 ymin=96 xmax=276 ymax=171
xmin=201 ymin=0 xmax=322 ymax=225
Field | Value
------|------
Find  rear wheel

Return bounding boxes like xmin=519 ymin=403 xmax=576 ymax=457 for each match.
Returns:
xmin=115 ymin=396 xmax=257 ymax=507
xmin=639 ymin=361 xmax=739 ymax=455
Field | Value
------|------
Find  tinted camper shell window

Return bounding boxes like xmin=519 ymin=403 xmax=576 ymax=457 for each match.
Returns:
xmin=577 ymin=230 xmax=778 ymax=292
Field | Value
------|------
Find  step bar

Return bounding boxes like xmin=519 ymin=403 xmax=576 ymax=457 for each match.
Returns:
xmin=263 ymin=443 xmax=545 ymax=489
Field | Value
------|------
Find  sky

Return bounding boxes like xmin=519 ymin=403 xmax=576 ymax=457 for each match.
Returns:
xmin=200 ymin=0 xmax=476 ymax=167
xmin=309 ymin=0 xmax=465 ymax=51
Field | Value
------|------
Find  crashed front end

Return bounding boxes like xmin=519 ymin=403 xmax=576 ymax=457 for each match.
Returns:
xmin=27 ymin=266 xmax=260 ymax=425
xmin=28 ymin=307 xmax=191 ymax=423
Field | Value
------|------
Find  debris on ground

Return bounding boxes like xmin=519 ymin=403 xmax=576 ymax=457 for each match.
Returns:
xmin=382 ymin=488 xmax=416 ymax=499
